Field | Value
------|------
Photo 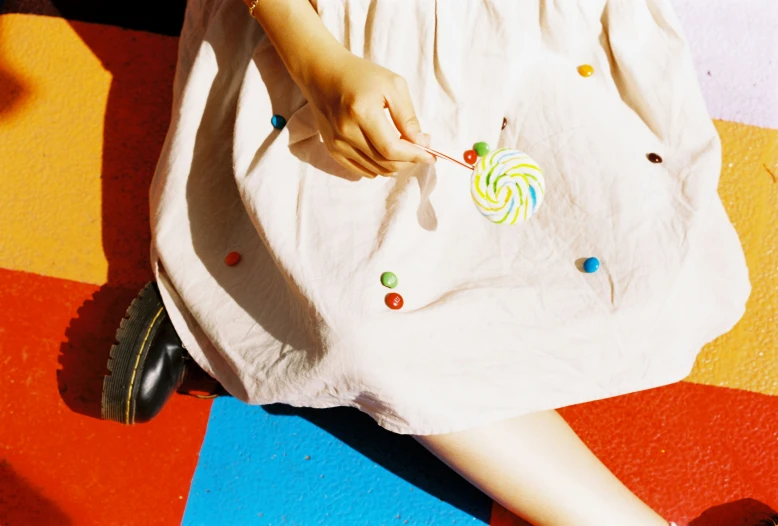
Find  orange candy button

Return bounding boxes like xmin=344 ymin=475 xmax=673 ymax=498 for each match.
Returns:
xmin=577 ymin=64 xmax=594 ymax=77
xmin=225 ymin=251 xmax=242 ymax=266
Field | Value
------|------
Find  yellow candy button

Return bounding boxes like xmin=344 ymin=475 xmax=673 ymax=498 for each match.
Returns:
xmin=577 ymin=64 xmax=594 ymax=77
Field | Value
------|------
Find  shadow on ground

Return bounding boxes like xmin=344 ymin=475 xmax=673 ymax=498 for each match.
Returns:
xmin=264 ymin=403 xmax=494 ymax=523
xmin=0 ymin=460 xmax=72 ymax=525
xmin=37 ymin=5 xmax=179 ymax=419
xmin=58 ymin=284 xmax=141 ymax=419
xmin=690 ymin=499 xmax=778 ymax=526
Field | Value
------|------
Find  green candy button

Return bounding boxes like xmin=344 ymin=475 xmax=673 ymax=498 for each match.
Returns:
xmin=380 ymin=271 xmax=398 ymax=289
xmin=473 ymin=141 xmax=490 ymax=157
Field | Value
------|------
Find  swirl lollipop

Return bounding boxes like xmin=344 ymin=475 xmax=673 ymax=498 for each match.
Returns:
xmin=416 ymin=143 xmax=546 ymax=225
xmin=470 ymin=148 xmax=545 ymax=224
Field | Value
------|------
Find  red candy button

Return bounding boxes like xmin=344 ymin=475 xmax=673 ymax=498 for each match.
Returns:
xmin=385 ymin=292 xmax=404 ymax=310
xmin=225 ymin=251 xmax=242 ymax=266
xmin=464 ymin=149 xmax=477 ymax=165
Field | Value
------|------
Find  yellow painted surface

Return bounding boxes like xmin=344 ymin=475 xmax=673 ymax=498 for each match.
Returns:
xmin=687 ymin=121 xmax=778 ymax=395
xmin=0 ymin=14 xmax=109 ymax=285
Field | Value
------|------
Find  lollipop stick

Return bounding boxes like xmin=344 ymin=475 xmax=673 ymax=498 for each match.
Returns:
xmin=414 ymin=144 xmax=474 ymax=171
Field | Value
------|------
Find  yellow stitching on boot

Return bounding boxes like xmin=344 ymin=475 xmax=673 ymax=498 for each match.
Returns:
xmin=125 ymin=307 xmax=165 ymax=424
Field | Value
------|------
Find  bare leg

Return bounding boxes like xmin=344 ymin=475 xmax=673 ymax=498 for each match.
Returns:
xmin=414 ymin=410 xmax=669 ymax=526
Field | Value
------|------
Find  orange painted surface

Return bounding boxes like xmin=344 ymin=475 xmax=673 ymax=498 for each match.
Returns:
xmin=686 ymin=121 xmax=778 ymax=395
xmin=0 ymin=268 xmax=212 ymax=526
xmin=0 ymin=15 xmax=178 ymax=287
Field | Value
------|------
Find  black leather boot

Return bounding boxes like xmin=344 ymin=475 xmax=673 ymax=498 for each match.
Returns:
xmin=101 ymin=281 xmax=222 ymax=424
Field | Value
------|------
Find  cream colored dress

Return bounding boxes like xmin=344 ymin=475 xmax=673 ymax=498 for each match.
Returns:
xmin=149 ymin=0 xmax=750 ymax=435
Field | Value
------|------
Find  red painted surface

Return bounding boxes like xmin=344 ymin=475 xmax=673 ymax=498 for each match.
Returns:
xmin=0 ymin=268 xmax=212 ymax=526
xmin=491 ymin=382 xmax=778 ymax=525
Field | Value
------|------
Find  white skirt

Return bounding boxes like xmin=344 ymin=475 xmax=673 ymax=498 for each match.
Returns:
xmin=149 ymin=0 xmax=750 ymax=434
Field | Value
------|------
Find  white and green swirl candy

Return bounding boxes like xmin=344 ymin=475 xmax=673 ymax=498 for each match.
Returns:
xmin=470 ymin=148 xmax=545 ymax=225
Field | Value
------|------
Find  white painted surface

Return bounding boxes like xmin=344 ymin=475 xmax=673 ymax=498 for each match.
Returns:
xmin=672 ymin=0 xmax=778 ymax=129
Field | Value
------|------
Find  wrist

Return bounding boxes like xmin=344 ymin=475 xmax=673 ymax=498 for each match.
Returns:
xmin=294 ymin=43 xmax=352 ymax=91
xmin=252 ymin=0 xmax=350 ymax=91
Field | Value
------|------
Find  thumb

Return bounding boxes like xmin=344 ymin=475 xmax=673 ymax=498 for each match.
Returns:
xmin=386 ymin=79 xmax=425 ymax=144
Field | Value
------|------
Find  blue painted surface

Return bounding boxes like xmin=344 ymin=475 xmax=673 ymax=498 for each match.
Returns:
xmin=184 ymin=397 xmax=492 ymax=526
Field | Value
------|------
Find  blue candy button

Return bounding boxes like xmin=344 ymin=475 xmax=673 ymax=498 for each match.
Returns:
xmin=583 ymin=257 xmax=600 ymax=273
xmin=271 ymin=114 xmax=287 ymax=130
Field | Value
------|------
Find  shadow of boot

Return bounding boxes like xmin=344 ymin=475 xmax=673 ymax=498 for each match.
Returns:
xmin=57 ymin=284 xmax=140 ymax=419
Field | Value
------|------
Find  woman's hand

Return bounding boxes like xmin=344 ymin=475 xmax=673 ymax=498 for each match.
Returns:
xmin=250 ymin=0 xmax=435 ymax=178
xmin=298 ymin=51 xmax=435 ymax=178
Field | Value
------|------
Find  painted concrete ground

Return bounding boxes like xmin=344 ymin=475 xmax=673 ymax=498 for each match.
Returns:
xmin=1 ymin=1 xmax=777 ymax=525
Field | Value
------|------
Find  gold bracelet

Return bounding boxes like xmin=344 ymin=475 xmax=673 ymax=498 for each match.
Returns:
xmin=248 ymin=0 xmax=261 ymax=17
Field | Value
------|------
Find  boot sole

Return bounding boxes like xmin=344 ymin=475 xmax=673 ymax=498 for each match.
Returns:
xmin=101 ymin=282 xmax=167 ymax=425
